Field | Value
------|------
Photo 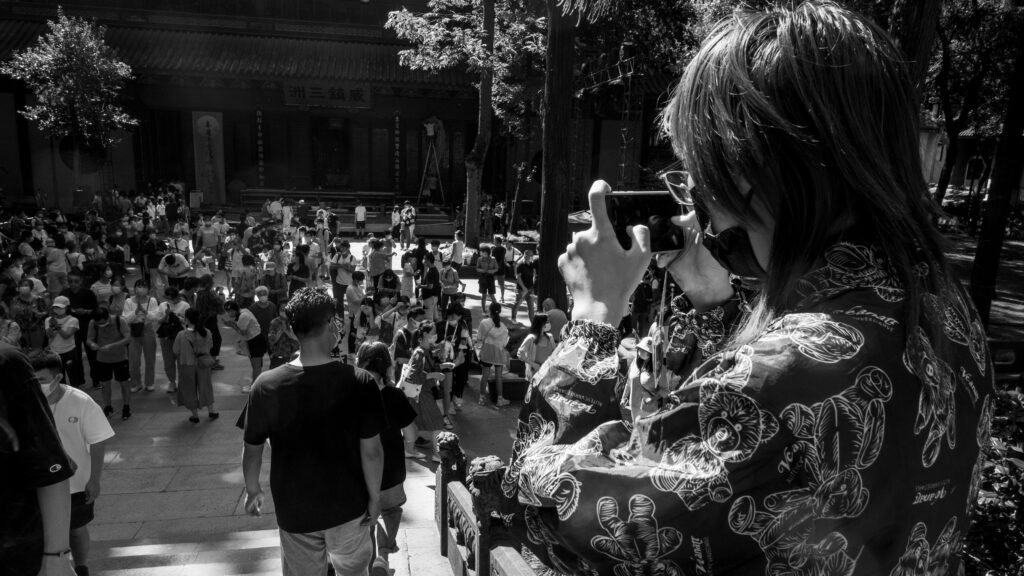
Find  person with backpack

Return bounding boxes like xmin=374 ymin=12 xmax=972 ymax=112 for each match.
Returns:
xmin=86 ymin=305 xmax=132 ymax=419
xmin=156 ymin=286 xmax=190 ymax=395
xmin=173 ymin=308 xmax=216 ymax=423
xmin=439 ymin=259 xmax=463 ymax=315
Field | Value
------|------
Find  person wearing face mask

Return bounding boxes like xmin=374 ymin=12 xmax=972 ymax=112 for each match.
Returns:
xmin=0 ymin=304 xmax=22 ymax=345
xmin=397 ymin=324 xmax=446 ymax=457
xmin=105 ymin=279 xmax=127 ymax=317
xmin=86 ymin=306 xmax=131 ymax=419
xmin=89 ymin=267 xmax=115 ymax=305
xmin=172 ymin=309 xmax=216 ymax=423
xmin=223 ymin=300 xmax=266 ymax=392
xmin=238 ymin=287 xmax=385 ymax=576
xmin=435 ymin=304 xmax=471 ymax=416
xmin=121 ymin=280 xmax=160 ymax=393
xmin=156 ymin=287 xmax=190 ymax=395
xmin=354 ymin=342 xmax=417 ymax=576
xmin=266 ymin=305 xmax=299 ymax=369
xmin=44 ymin=296 xmax=80 ymax=387
xmin=515 ymin=313 xmax=553 ymax=382
xmin=11 ymin=277 xmax=48 ymax=350
xmin=618 ymin=336 xmax=661 ymax=422
xmin=61 ymin=272 xmax=98 ymax=390
xmin=33 ymin=353 xmax=115 ymax=576
xmin=505 ymin=4 xmax=994 ymax=575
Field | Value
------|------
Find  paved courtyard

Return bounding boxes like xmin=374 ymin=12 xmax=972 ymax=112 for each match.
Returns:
xmin=80 ymin=246 xmax=520 ymax=576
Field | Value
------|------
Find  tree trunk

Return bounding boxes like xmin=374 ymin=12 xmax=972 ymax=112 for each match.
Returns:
xmin=463 ymin=0 xmax=496 ymax=248
xmin=970 ymin=23 xmax=1024 ymax=324
xmin=535 ymin=0 xmax=574 ymax=310
xmin=933 ymin=136 xmax=958 ymax=207
xmin=888 ymin=0 xmax=943 ymax=88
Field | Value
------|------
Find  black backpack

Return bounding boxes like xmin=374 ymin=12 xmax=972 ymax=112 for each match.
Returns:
xmin=157 ymin=304 xmax=184 ymax=339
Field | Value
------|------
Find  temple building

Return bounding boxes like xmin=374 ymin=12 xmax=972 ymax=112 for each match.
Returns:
xmin=0 ymin=0 xmax=478 ymax=211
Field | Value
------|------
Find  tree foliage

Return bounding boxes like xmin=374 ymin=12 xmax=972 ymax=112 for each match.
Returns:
xmin=0 ymin=7 xmax=136 ymax=148
xmin=964 ymin=384 xmax=1024 ymax=576
xmin=386 ymin=0 xmax=546 ymax=136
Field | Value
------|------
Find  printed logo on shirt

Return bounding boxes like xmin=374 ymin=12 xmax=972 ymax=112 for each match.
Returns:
xmin=49 ymin=464 xmax=62 ymax=473
xmin=68 ymin=416 xmax=79 ymax=424
xmin=912 ymin=479 xmax=955 ymax=506
xmin=691 ymin=536 xmax=715 ymax=576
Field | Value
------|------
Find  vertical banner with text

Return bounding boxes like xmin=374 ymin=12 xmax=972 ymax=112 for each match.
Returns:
xmin=192 ymin=111 xmax=225 ymax=204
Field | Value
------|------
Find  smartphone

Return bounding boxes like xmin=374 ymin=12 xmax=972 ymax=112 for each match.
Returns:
xmin=606 ymin=191 xmax=686 ymax=253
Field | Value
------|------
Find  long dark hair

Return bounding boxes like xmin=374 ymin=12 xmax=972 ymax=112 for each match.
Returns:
xmin=661 ymin=1 xmax=948 ymax=344
xmin=529 ymin=313 xmax=549 ymax=341
xmin=487 ymin=301 xmax=502 ymax=328
xmin=185 ymin=308 xmax=207 ymax=337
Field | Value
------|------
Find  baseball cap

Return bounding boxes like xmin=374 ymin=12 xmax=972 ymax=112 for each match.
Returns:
xmin=52 ymin=296 xmax=70 ymax=309
xmin=255 ymin=285 xmax=269 ymax=295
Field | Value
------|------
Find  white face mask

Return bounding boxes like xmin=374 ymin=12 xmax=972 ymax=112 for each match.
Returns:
xmin=39 ymin=375 xmax=60 ymax=397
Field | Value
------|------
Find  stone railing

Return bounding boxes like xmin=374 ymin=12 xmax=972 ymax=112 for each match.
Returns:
xmin=433 ymin=431 xmax=535 ymax=576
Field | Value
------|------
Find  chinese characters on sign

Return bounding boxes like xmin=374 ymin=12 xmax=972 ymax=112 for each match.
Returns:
xmin=283 ymin=83 xmax=372 ymax=109
xmin=255 ymin=109 xmax=265 ymax=187
xmin=393 ymin=112 xmax=401 ymax=191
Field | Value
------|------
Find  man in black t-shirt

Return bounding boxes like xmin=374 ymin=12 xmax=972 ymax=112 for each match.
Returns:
xmin=240 ymin=288 xmax=385 ymax=576
xmin=512 ymin=248 xmax=537 ymax=323
xmin=0 ymin=343 xmax=77 ymax=576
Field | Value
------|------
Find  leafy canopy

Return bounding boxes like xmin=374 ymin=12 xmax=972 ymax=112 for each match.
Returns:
xmin=0 ymin=7 xmax=137 ymax=148
xmin=386 ymin=0 xmax=545 ymax=135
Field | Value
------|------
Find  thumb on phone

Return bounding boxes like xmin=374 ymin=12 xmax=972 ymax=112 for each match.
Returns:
xmin=626 ymin=224 xmax=652 ymax=256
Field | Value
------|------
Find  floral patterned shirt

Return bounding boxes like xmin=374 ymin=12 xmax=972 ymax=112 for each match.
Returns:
xmin=506 ymin=243 xmax=993 ymax=576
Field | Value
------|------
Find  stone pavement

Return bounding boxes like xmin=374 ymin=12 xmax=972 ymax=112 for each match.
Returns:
xmin=81 ymin=245 xmax=521 ymax=576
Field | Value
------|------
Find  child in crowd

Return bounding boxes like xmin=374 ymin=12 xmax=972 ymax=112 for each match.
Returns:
xmin=398 ymin=324 xmax=448 ymax=457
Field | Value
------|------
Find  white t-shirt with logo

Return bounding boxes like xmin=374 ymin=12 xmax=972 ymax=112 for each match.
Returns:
xmin=355 ymin=205 xmax=367 ymax=222
xmin=50 ymin=387 xmax=115 ymax=493
xmin=46 ymin=315 xmax=80 ymax=354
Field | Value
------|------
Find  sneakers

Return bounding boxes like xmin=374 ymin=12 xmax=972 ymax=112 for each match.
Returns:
xmin=478 ymin=397 xmax=488 ymax=406
xmin=144 ymin=384 xmax=155 ymax=391
xmin=447 ymin=405 xmax=457 ymax=416
xmin=442 ymin=416 xmax=454 ymax=430
xmin=453 ymin=397 xmax=464 ymax=409
xmin=130 ymin=385 xmax=143 ymax=393
xmin=165 ymin=383 xmax=177 ymax=394
xmin=103 ymin=405 xmax=114 ymax=418
xmin=121 ymin=405 xmax=132 ymax=420
xmin=495 ymin=398 xmax=511 ymax=407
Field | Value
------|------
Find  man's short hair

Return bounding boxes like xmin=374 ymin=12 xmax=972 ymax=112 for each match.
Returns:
xmin=163 ymin=253 xmax=177 ymax=265
xmin=284 ymin=288 xmax=336 ymax=338
xmin=407 ymin=306 xmax=426 ymax=320
xmin=30 ymin=352 xmax=63 ymax=374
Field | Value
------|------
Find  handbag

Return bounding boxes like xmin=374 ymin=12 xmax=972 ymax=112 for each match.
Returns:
xmin=129 ymin=299 xmax=149 ymax=338
xmin=157 ymin=304 xmax=184 ymax=339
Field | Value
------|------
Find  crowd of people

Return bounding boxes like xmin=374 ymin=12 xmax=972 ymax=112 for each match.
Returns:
xmin=0 ymin=183 xmax=583 ymax=576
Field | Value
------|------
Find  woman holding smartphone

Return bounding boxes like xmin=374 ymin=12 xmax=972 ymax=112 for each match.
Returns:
xmin=504 ymin=3 xmax=994 ymax=576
